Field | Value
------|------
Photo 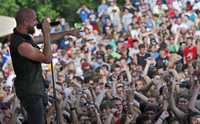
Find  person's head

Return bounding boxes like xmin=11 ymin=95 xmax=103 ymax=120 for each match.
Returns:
xmin=112 ymin=97 xmax=123 ymax=114
xmin=106 ymin=45 xmax=113 ymax=53
xmin=131 ymin=65 xmax=142 ymax=77
xmin=177 ymin=95 xmax=189 ymax=112
xmin=100 ymin=100 xmax=113 ymax=123
xmin=143 ymin=105 xmax=159 ymax=122
xmin=186 ymin=37 xmax=193 ymax=47
xmin=135 ymin=79 xmax=145 ymax=91
xmin=139 ymin=44 xmax=146 ymax=55
xmin=96 ymin=79 xmax=105 ymax=90
xmin=168 ymin=35 xmax=175 ymax=43
xmin=159 ymin=48 xmax=167 ymax=58
xmin=124 ymin=8 xmax=129 ymax=13
xmin=116 ymin=83 xmax=124 ymax=96
xmin=57 ymin=72 xmax=65 ymax=83
xmin=107 ymin=55 xmax=115 ymax=64
xmin=190 ymin=115 xmax=200 ymax=124
xmin=81 ymin=4 xmax=87 ymax=9
xmin=99 ymin=65 xmax=109 ymax=77
xmin=80 ymin=59 xmax=90 ymax=71
xmin=100 ymin=100 xmax=112 ymax=113
xmin=132 ymin=40 xmax=139 ymax=49
xmin=110 ymin=1 xmax=116 ymax=6
xmin=72 ymin=76 xmax=83 ymax=85
xmin=101 ymin=0 xmax=106 ymax=4
xmin=67 ymin=61 xmax=76 ymax=72
xmin=117 ymin=39 xmax=125 ymax=48
xmin=15 ymin=8 xmax=37 ymax=33
xmin=112 ymin=64 xmax=121 ymax=77
xmin=105 ymin=26 xmax=112 ymax=35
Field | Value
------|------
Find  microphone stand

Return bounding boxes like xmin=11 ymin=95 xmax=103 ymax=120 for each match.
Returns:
xmin=51 ymin=59 xmax=60 ymax=124
xmin=50 ymin=60 xmax=62 ymax=124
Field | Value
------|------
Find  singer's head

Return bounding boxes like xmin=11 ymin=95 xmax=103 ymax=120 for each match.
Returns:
xmin=15 ymin=8 xmax=38 ymax=34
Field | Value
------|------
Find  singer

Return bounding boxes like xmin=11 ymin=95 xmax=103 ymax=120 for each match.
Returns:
xmin=10 ymin=8 xmax=74 ymax=124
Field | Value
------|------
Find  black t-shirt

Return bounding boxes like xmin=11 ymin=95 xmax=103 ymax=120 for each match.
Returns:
xmin=10 ymin=29 xmax=44 ymax=96
xmin=136 ymin=53 xmax=150 ymax=68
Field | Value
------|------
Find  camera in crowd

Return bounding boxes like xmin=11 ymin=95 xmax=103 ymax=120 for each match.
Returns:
xmin=179 ymin=80 xmax=190 ymax=89
xmin=80 ymin=101 xmax=96 ymax=108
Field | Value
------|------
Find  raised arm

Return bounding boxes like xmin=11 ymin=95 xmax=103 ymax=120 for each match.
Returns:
xmin=134 ymin=91 xmax=149 ymax=103
xmin=111 ymin=79 xmax=117 ymax=97
xmin=33 ymin=29 xmax=79 ymax=44
xmin=169 ymin=79 xmax=186 ymax=119
xmin=142 ymin=58 xmax=156 ymax=76
xmin=140 ymin=75 xmax=154 ymax=93
xmin=188 ymin=81 xmax=200 ymax=113
xmin=155 ymin=111 xmax=169 ymax=124
xmin=95 ymin=89 xmax=107 ymax=108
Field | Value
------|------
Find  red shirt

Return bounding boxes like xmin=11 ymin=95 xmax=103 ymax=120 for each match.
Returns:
xmin=128 ymin=36 xmax=133 ymax=48
xmin=186 ymin=4 xmax=193 ymax=11
xmin=183 ymin=46 xmax=197 ymax=63
xmin=168 ymin=8 xmax=175 ymax=18
xmin=91 ymin=22 xmax=99 ymax=32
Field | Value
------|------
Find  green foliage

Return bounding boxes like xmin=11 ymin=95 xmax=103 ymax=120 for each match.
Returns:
xmin=53 ymin=0 xmax=99 ymax=25
xmin=36 ymin=4 xmax=59 ymax=22
xmin=15 ymin=0 xmax=59 ymax=21
xmin=0 ymin=0 xmax=19 ymax=17
xmin=52 ymin=0 xmax=81 ymax=25
xmin=117 ymin=0 xmax=125 ymax=8
xmin=0 ymin=0 xmax=124 ymax=25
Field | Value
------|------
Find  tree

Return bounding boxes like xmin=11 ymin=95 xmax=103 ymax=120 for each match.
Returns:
xmin=52 ymin=0 xmax=99 ymax=25
xmin=0 ymin=0 xmax=19 ymax=17
xmin=0 ymin=0 xmax=124 ymax=26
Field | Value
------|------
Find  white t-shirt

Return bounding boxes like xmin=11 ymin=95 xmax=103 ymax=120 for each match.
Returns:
xmin=5 ymin=73 xmax=15 ymax=90
xmin=122 ymin=13 xmax=133 ymax=29
xmin=171 ymin=23 xmax=180 ymax=34
xmin=130 ymin=29 xmax=139 ymax=38
xmin=172 ymin=1 xmax=183 ymax=12
xmin=193 ymin=2 xmax=200 ymax=10
xmin=129 ymin=48 xmax=139 ymax=57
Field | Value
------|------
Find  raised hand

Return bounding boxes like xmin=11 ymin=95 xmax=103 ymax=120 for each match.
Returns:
xmin=42 ymin=17 xmax=50 ymax=37
xmin=160 ymin=111 xmax=169 ymax=120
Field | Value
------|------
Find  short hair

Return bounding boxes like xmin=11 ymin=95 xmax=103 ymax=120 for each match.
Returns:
xmin=15 ymin=8 xmax=35 ymax=25
xmin=112 ymin=96 xmax=122 ymax=102
xmin=105 ymin=44 xmax=112 ymax=50
xmin=100 ymin=100 xmax=112 ymax=111
xmin=138 ymin=44 xmax=145 ymax=49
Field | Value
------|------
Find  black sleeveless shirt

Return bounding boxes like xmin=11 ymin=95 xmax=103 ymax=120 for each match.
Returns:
xmin=10 ymin=29 xmax=44 ymax=96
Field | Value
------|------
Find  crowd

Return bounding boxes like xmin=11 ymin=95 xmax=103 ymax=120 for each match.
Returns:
xmin=0 ymin=0 xmax=200 ymax=124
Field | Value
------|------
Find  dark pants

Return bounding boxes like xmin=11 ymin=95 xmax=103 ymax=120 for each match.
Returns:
xmin=18 ymin=95 xmax=45 ymax=124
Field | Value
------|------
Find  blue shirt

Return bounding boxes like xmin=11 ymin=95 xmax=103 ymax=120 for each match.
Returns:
xmin=79 ymin=9 xmax=90 ymax=22
xmin=145 ymin=19 xmax=154 ymax=30
xmin=98 ymin=4 xmax=108 ymax=15
xmin=132 ymin=0 xmax=140 ymax=8
xmin=2 ymin=52 xmax=10 ymax=65
xmin=187 ymin=13 xmax=197 ymax=22
xmin=150 ymin=52 xmax=160 ymax=59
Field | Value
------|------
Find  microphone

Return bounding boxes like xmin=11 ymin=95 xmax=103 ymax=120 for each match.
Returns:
xmin=36 ymin=21 xmax=61 ymax=29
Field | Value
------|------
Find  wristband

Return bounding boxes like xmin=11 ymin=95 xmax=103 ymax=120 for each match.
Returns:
xmin=159 ymin=117 xmax=164 ymax=121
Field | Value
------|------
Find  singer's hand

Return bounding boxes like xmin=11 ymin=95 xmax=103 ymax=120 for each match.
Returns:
xmin=42 ymin=17 xmax=50 ymax=37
